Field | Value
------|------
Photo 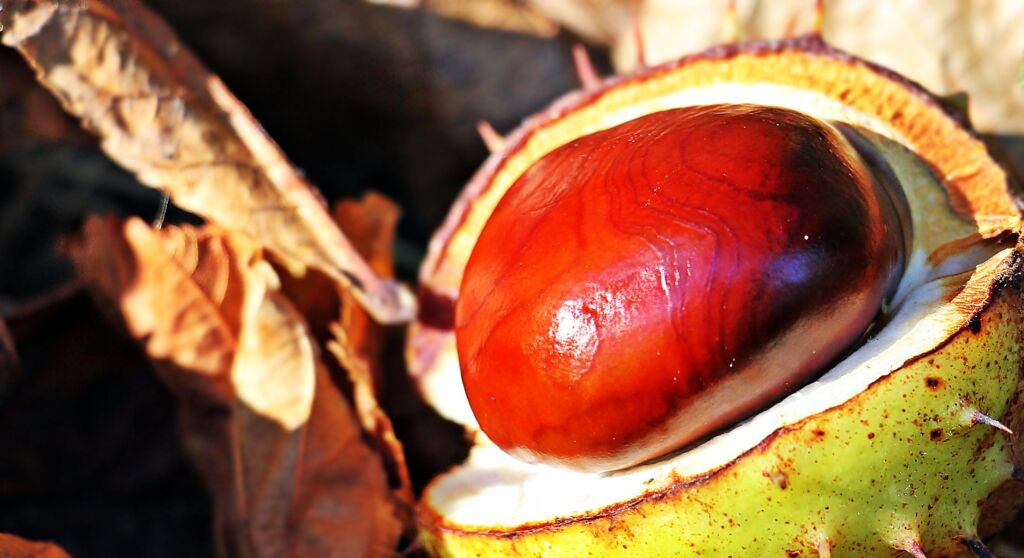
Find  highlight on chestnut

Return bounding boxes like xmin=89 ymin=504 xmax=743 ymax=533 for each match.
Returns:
xmin=455 ymin=104 xmax=912 ymax=472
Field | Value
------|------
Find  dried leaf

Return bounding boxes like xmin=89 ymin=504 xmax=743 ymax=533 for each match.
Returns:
xmin=334 ymin=193 xmax=401 ymax=279
xmin=380 ymin=0 xmax=560 ymax=37
xmin=331 ymin=192 xmax=413 ymax=503
xmin=273 ymin=192 xmax=402 ymax=347
xmin=272 ymin=191 xmax=413 ymax=504
xmin=0 ymin=534 xmax=69 ymax=558
xmin=334 ymin=193 xmax=400 ymax=384
xmin=329 ymin=321 xmax=413 ymax=507
xmin=0 ymin=0 xmax=414 ymax=324
xmin=69 ymin=216 xmax=404 ymax=558
xmin=138 ymin=0 xmax=582 ymax=246
xmin=527 ymin=0 xmax=630 ymax=45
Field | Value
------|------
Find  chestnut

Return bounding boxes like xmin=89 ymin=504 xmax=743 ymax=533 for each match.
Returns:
xmin=455 ymin=104 xmax=911 ymax=472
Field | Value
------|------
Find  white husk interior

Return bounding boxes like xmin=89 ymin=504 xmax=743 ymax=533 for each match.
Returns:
xmin=424 ymin=83 xmax=1006 ymax=528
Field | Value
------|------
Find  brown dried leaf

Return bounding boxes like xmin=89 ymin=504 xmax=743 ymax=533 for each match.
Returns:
xmin=0 ymin=534 xmax=69 ymax=558
xmin=334 ymin=193 xmax=401 ymax=383
xmin=277 ymin=192 xmax=404 ymax=354
xmin=0 ymin=0 xmax=414 ymax=324
xmin=269 ymin=191 xmax=413 ymax=504
xmin=69 ymin=216 xmax=404 ymax=558
xmin=137 ymin=0 xmax=582 ymax=244
xmin=335 ymin=192 xmax=401 ymax=279
xmin=330 ymin=192 xmax=414 ymax=504
xmin=329 ymin=321 xmax=413 ymax=507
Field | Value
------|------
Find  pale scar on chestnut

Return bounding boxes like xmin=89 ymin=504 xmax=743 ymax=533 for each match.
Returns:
xmin=454 ymin=104 xmax=912 ymax=472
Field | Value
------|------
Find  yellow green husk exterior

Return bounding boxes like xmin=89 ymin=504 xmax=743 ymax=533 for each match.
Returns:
xmin=422 ymin=253 xmax=1024 ymax=556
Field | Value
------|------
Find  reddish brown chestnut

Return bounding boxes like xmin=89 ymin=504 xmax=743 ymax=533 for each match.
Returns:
xmin=455 ymin=104 xmax=910 ymax=472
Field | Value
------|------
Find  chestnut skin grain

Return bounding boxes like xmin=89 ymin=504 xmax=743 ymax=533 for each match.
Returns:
xmin=455 ymin=105 xmax=910 ymax=473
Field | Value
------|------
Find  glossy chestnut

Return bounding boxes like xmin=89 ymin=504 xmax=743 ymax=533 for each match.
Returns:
xmin=455 ymin=105 xmax=911 ymax=472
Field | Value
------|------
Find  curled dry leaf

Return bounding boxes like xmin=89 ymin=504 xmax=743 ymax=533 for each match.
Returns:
xmin=0 ymin=0 xmax=414 ymax=324
xmin=0 ymin=533 xmax=69 ymax=558
xmin=332 ymin=193 xmax=413 ymax=503
xmin=333 ymin=193 xmax=402 ymax=390
xmin=275 ymin=191 xmax=415 ymax=506
xmin=68 ymin=216 xmax=404 ymax=558
xmin=329 ymin=321 xmax=414 ymax=507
